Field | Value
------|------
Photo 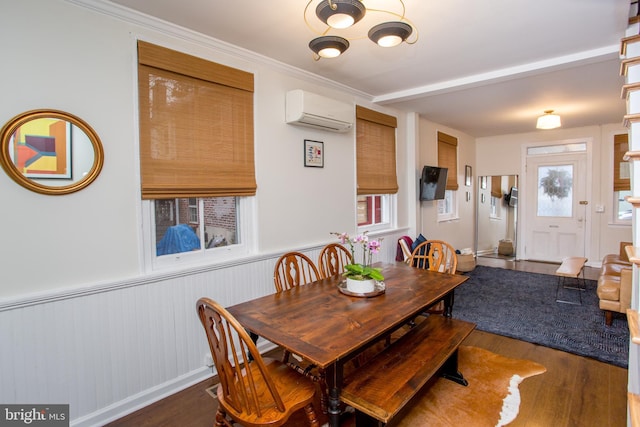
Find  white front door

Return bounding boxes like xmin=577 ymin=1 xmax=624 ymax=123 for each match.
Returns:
xmin=525 ymin=152 xmax=587 ymax=262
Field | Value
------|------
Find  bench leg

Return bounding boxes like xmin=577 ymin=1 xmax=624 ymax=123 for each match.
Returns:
xmin=555 ymin=276 xmax=582 ymax=305
xmin=440 ymin=349 xmax=468 ymax=386
xmin=354 ymin=411 xmax=385 ymax=427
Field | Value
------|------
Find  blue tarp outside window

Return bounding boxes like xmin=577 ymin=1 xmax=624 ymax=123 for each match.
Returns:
xmin=156 ymin=224 xmax=201 ymax=256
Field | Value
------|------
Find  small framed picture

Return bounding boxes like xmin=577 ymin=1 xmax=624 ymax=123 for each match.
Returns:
xmin=465 ymin=165 xmax=472 ymax=187
xmin=480 ymin=176 xmax=487 ymax=189
xmin=304 ymin=139 xmax=324 ymax=168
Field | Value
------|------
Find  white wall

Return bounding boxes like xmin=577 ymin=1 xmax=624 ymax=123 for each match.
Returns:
xmin=0 ymin=0 xmax=411 ymax=298
xmin=415 ymin=118 xmax=476 ymax=251
xmin=0 ymin=0 xmax=411 ymax=425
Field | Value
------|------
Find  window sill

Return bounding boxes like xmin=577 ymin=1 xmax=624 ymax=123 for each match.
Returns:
xmin=437 ymin=216 xmax=460 ymax=223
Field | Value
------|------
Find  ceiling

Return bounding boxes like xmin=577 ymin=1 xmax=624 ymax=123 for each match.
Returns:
xmin=107 ymin=0 xmax=631 ymax=137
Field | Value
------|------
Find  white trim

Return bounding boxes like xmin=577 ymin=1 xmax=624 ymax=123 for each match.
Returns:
xmin=0 ymin=227 xmax=407 ymax=312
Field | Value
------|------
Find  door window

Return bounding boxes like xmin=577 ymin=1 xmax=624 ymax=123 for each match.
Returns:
xmin=536 ymin=164 xmax=573 ymax=218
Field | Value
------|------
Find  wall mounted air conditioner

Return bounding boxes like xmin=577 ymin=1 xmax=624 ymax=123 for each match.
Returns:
xmin=285 ymin=89 xmax=353 ymax=133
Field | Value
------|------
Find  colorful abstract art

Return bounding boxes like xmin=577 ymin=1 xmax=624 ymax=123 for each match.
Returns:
xmin=10 ymin=118 xmax=71 ymax=179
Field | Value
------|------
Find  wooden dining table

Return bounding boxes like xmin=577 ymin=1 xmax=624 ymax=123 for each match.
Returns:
xmin=226 ymin=261 xmax=469 ymax=427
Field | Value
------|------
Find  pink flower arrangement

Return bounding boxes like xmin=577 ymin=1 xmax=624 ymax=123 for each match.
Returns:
xmin=332 ymin=232 xmax=384 ymax=281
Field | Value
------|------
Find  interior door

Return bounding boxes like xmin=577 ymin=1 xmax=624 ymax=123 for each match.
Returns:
xmin=525 ymin=152 xmax=587 ymax=262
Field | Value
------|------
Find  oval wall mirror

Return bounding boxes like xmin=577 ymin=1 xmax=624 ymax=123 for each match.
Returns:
xmin=0 ymin=109 xmax=104 ymax=195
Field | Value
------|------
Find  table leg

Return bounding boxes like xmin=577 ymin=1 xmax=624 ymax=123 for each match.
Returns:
xmin=443 ymin=290 xmax=455 ymax=317
xmin=326 ymin=363 xmax=343 ymax=427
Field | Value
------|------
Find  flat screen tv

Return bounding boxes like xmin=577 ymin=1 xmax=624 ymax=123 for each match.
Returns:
xmin=420 ymin=166 xmax=448 ymax=201
xmin=508 ymin=186 xmax=518 ymax=207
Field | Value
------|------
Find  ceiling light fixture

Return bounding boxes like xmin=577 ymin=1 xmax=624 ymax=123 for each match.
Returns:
xmin=309 ymin=36 xmax=350 ymax=58
xmin=368 ymin=21 xmax=413 ymax=47
xmin=536 ymin=110 xmax=562 ymax=130
xmin=316 ymin=0 xmax=366 ymax=29
xmin=305 ymin=0 xmax=418 ymax=60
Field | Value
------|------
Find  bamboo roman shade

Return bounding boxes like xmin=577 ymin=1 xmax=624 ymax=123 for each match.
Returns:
xmin=356 ymin=105 xmax=398 ymax=195
xmin=437 ymin=131 xmax=458 ymax=191
xmin=613 ymin=133 xmax=630 ymax=192
xmin=491 ymin=176 xmax=503 ymax=199
xmin=137 ymin=41 xmax=256 ymax=199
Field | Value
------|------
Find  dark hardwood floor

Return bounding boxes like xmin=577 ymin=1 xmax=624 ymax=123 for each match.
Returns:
xmin=106 ymin=258 xmax=627 ymax=427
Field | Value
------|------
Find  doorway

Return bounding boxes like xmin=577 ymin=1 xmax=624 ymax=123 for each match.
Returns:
xmin=524 ymin=144 xmax=588 ymax=262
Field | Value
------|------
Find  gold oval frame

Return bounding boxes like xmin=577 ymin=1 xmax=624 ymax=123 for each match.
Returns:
xmin=0 ymin=109 xmax=104 ymax=195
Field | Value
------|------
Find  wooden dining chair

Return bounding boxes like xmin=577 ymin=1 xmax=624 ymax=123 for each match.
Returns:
xmin=409 ymin=239 xmax=458 ymax=314
xmin=273 ymin=252 xmax=320 ymax=293
xmin=318 ymin=243 xmax=352 ymax=279
xmin=273 ymin=251 xmax=320 ymax=364
xmin=196 ymin=297 xmax=320 ymax=427
xmin=410 ymin=239 xmax=458 ymax=274
xmin=272 ymin=252 xmax=327 ymax=412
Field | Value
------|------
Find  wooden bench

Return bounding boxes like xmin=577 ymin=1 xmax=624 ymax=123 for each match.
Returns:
xmin=555 ymin=256 xmax=588 ymax=305
xmin=340 ymin=315 xmax=476 ymax=426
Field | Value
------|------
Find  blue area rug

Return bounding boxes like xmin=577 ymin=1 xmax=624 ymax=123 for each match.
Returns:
xmin=453 ymin=265 xmax=629 ymax=368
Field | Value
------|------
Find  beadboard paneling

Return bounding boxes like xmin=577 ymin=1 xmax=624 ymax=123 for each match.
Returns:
xmin=1 ymin=231 xmax=405 ymax=426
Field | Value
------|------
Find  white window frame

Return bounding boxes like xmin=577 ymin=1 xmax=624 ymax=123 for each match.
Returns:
xmin=437 ymin=190 xmax=458 ymax=222
xmin=188 ymin=197 xmax=198 ymax=223
xmin=141 ymin=196 xmax=255 ymax=272
xmin=357 ymin=194 xmax=395 ymax=233
xmin=613 ymin=190 xmax=632 ymax=224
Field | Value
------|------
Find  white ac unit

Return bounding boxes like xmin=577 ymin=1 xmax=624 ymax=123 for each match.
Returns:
xmin=285 ymin=89 xmax=353 ymax=133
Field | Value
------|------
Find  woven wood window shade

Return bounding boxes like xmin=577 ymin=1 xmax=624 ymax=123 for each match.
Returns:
xmin=356 ymin=106 xmax=398 ymax=195
xmin=137 ymin=41 xmax=256 ymax=199
xmin=437 ymin=132 xmax=458 ymax=191
xmin=491 ymin=176 xmax=503 ymax=199
xmin=613 ymin=133 xmax=630 ymax=192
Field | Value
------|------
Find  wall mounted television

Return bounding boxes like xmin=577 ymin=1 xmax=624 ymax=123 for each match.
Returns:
xmin=509 ymin=187 xmax=518 ymax=208
xmin=420 ymin=166 xmax=448 ymax=201
xmin=506 ymin=186 xmax=518 ymax=207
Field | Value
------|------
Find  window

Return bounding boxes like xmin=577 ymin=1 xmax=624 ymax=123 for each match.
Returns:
xmin=537 ymin=164 xmax=573 ymax=217
xmin=137 ymin=41 xmax=256 ymax=266
xmin=437 ymin=190 xmax=457 ymax=221
xmin=188 ymin=198 xmax=198 ymax=223
xmin=613 ymin=133 xmax=631 ymax=223
xmin=154 ymin=197 xmax=239 ymax=256
xmin=357 ymin=195 xmax=390 ymax=228
xmin=490 ymin=195 xmax=499 ymax=218
xmin=617 ymin=190 xmax=632 ymax=221
xmin=356 ymin=106 xmax=397 ymax=230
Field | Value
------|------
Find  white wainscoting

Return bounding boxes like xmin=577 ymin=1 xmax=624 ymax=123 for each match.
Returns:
xmin=0 ymin=230 xmax=406 ymax=426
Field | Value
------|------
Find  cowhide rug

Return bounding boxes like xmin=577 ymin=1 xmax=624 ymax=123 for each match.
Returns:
xmin=389 ymin=346 xmax=546 ymax=427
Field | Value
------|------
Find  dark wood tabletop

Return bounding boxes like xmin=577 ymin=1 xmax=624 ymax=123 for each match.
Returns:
xmin=227 ymin=262 xmax=468 ymax=368
xmin=227 ymin=261 xmax=468 ymax=426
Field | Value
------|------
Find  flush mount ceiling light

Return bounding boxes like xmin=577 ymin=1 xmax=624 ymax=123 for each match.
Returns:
xmin=309 ymin=36 xmax=350 ymax=58
xmin=368 ymin=21 xmax=413 ymax=47
xmin=536 ymin=110 xmax=562 ymax=130
xmin=316 ymin=0 xmax=366 ymax=29
xmin=305 ymin=0 xmax=418 ymax=60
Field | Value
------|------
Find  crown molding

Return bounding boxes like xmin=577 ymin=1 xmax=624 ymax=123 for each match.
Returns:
xmin=65 ymin=0 xmax=372 ymax=99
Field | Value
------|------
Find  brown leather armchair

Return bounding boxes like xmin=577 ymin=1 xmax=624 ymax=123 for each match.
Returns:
xmin=597 ymin=242 xmax=632 ymax=326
